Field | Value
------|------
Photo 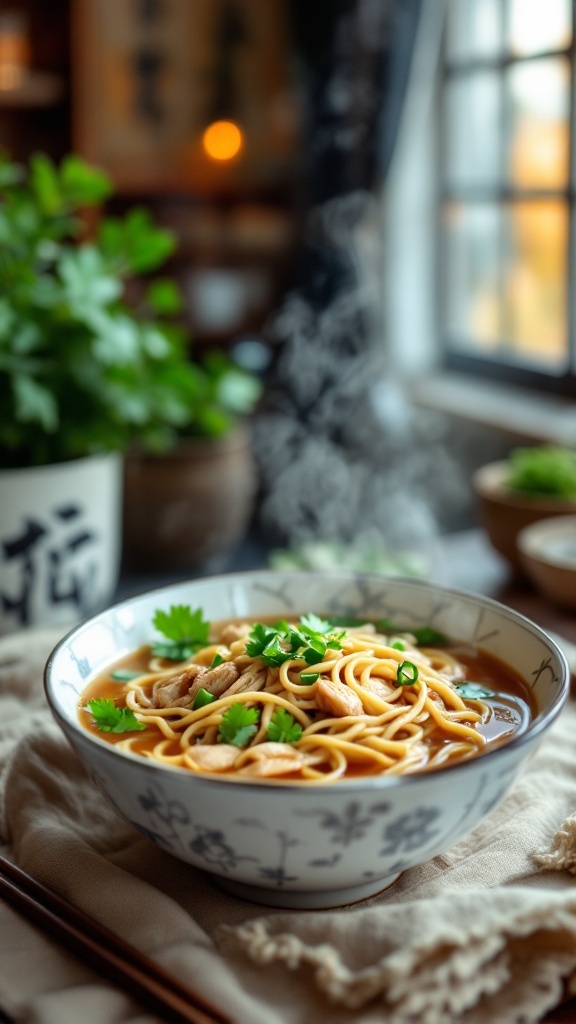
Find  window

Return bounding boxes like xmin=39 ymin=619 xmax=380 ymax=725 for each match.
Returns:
xmin=440 ymin=0 xmax=576 ymax=396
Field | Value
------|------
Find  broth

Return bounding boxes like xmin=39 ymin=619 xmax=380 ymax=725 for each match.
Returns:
xmin=78 ymin=616 xmax=536 ymax=782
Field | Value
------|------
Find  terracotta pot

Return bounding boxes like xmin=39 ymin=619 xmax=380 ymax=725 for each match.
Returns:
xmin=122 ymin=426 xmax=257 ymax=570
xmin=473 ymin=460 xmax=576 ymax=574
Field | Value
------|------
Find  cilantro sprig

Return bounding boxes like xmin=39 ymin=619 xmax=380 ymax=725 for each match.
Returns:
xmin=245 ymin=615 xmax=344 ymax=668
xmin=151 ymin=605 xmax=210 ymax=661
xmin=218 ymin=703 xmax=260 ymax=747
xmin=454 ymin=681 xmax=494 ymax=700
xmin=267 ymin=708 xmax=303 ymax=744
xmin=87 ymin=698 xmax=146 ymax=733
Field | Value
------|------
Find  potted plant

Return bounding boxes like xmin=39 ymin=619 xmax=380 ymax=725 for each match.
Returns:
xmin=473 ymin=444 xmax=576 ymax=572
xmin=0 ymin=153 xmax=260 ymax=631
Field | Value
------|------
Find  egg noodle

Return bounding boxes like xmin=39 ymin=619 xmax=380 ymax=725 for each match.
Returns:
xmin=109 ymin=622 xmax=489 ymax=783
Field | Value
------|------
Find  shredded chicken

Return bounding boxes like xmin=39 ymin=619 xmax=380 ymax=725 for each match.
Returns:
xmin=222 ymin=661 xmax=267 ymax=697
xmin=238 ymin=757 xmax=305 ymax=777
xmin=187 ymin=661 xmax=240 ymax=702
xmin=218 ymin=623 xmax=251 ymax=646
xmin=363 ymin=678 xmax=397 ymax=701
xmin=316 ymin=678 xmax=364 ymax=717
xmin=187 ymin=745 xmax=239 ymax=772
xmin=151 ymin=665 xmax=203 ymax=708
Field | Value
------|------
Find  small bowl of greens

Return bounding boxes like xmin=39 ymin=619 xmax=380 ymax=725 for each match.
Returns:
xmin=473 ymin=446 xmax=576 ymax=573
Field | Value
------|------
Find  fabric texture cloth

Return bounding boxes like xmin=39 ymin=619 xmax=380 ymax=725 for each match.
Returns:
xmin=1 ymin=627 xmax=576 ymax=1024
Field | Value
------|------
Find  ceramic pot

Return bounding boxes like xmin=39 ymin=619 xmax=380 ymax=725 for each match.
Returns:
xmin=0 ymin=453 xmax=123 ymax=634
xmin=473 ymin=460 xmax=576 ymax=574
xmin=122 ymin=426 xmax=257 ymax=570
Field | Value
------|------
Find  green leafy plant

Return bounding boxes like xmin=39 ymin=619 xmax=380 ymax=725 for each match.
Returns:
xmin=506 ymin=445 xmax=576 ymax=498
xmin=0 ymin=152 xmax=261 ymax=468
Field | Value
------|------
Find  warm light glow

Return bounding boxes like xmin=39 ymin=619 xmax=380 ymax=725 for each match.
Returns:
xmin=202 ymin=120 xmax=243 ymax=162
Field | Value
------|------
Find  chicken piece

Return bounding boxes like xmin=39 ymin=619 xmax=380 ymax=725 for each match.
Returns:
xmin=218 ymin=623 xmax=251 ymax=646
xmin=241 ymin=741 xmax=302 ymax=760
xmin=187 ymin=744 xmax=240 ymax=772
xmin=238 ymin=757 xmax=305 ymax=778
xmin=222 ymin=661 xmax=267 ymax=697
xmin=152 ymin=665 xmax=204 ymax=708
xmin=316 ymin=678 xmax=364 ymax=718
xmin=364 ymin=678 xmax=396 ymax=701
xmin=187 ymin=661 xmax=240 ymax=702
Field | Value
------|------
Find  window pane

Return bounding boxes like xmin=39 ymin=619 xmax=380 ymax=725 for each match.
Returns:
xmin=447 ymin=0 xmax=502 ymax=60
xmin=445 ymin=73 xmax=501 ymax=188
xmin=502 ymin=201 xmax=568 ymax=368
xmin=507 ymin=59 xmax=570 ymax=189
xmin=509 ymin=0 xmax=571 ymax=56
xmin=443 ymin=202 xmax=501 ymax=348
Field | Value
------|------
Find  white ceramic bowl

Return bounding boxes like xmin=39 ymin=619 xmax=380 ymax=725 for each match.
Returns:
xmin=518 ymin=515 xmax=576 ymax=611
xmin=44 ymin=572 xmax=569 ymax=909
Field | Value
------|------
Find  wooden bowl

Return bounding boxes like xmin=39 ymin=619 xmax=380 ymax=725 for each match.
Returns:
xmin=517 ymin=516 xmax=576 ymax=611
xmin=473 ymin=461 xmax=576 ymax=573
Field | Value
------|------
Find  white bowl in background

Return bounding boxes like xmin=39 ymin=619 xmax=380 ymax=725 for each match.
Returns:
xmin=44 ymin=572 xmax=569 ymax=909
xmin=518 ymin=515 xmax=576 ymax=611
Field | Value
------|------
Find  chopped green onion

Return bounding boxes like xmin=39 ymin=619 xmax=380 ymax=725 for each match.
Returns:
xmin=193 ymin=688 xmax=216 ymax=710
xmin=210 ymin=653 xmax=224 ymax=668
xmin=110 ymin=669 xmax=141 ymax=682
xmin=397 ymin=660 xmax=419 ymax=686
xmin=390 ymin=639 xmax=407 ymax=651
xmin=299 ymin=672 xmax=319 ymax=685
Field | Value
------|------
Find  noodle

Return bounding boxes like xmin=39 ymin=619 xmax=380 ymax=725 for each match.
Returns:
xmin=78 ymin=614 xmax=529 ymax=784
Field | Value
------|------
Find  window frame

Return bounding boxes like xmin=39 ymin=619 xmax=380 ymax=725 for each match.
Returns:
xmin=438 ymin=0 xmax=576 ymax=398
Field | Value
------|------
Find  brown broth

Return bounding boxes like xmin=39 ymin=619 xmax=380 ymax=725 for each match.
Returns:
xmin=78 ymin=622 xmax=537 ymax=776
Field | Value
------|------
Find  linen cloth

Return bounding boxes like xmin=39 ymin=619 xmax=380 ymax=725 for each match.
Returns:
xmin=2 ymin=629 xmax=576 ymax=1024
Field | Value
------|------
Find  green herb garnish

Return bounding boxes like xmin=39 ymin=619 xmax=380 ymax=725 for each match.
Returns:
xmin=151 ymin=605 xmax=210 ymax=661
xmin=299 ymin=613 xmax=333 ymax=635
xmin=299 ymin=671 xmax=320 ymax=684
xmin=267 ymin=708 xmax=303 ymax=744
xmin=210 ymin=653 xmax=224 ymax=669
xmin=245 ymin=616 xmax=344 ymax=668
xmin=397 ymin=661 xmax=419 ymax=686
xmin=454 ymin=681 xmax=495 ymax=700
xmin=87 ymin=698 xmax=146 ymax=733
xmin=376 ymin=618 xmax=447 ymax=646
xmin=109 ymin=669 xmax=141 ymax=682
xmin=193 ymin=688 xmax=216 ymax=710
xmin=218 ymin=703 xmax=260 ymax=747
xmin=390 ymin=640 xmax=407 ymax=651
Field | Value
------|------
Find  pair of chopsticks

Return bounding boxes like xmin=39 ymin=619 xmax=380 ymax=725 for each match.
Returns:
xmin=0 ymin=854 xmax=230 ymax=1024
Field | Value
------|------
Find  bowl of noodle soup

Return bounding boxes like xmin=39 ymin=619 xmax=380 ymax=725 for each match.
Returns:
xmin=45 ymin=571 xmax=569 ymax=909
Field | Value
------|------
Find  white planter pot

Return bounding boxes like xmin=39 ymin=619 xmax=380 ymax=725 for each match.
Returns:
xmin=0 ymin=453 xmax=123 ymax=634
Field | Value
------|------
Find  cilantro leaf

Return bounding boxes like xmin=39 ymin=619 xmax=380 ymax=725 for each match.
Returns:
xmin=245 ymin=616 xmax=344 ymax=668
xmin=245 ymin=622 xmax=277 ymax=658
xmin=267 ymin=708 xmax=303 ymax=744
xmin=454 ymin=681 xmax=495 ymax=700
xmin=151 ymin=605 xmax=210 ymax=660
xmin=218 ymin=703 xmax=260 ymax=747
xmin=376 ymin=618 xmax=447 ymax=646
xmin=109 ymin=669 xmax=141 ymax=681
xmin=300 ymin=613 xmax=333 ymax=635
xmin=87 ymin=698 xmax=146 ymax=733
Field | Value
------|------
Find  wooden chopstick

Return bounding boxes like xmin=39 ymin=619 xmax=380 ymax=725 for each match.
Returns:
xmin=0 ymin=854 xmax=230 ymax=1024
